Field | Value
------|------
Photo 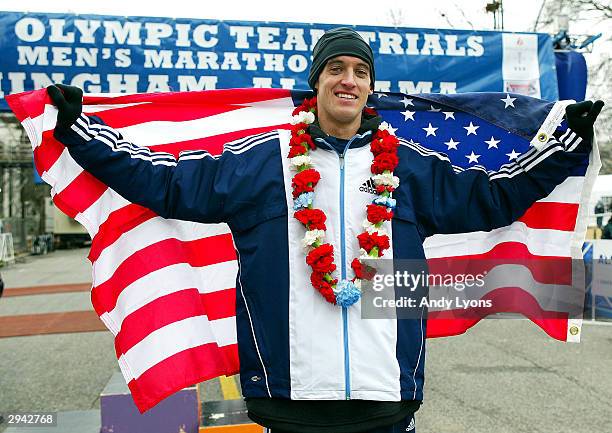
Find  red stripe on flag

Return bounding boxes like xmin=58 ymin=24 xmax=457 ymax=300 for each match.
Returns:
xmin=53 ymin=171 xmax=108 ymax=216
xmin=148 ymin=124 xmax=289 ymax=157
xmin=518 ymin=202 xmax=578 ymax=231
xmin=426 ymin=287 xmax=570 ymax=340
xmin=114 ymin=288 xmax=235 ymax=355
xmin=6 ymin=90 xmax=47 ymax=121
xmin=89 ymin=204 xmax=157 ymax=263
xmin=91 ymin=234 xmax=237 ymax=315
xmin=127 ymin=343 xmax=239 ymax=413
xmin=34 ymin=133 xmax=65 ymax=175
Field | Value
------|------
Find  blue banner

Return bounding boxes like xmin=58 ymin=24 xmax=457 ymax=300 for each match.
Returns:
xmin=0 ymin=11 xmax=559 ymax=112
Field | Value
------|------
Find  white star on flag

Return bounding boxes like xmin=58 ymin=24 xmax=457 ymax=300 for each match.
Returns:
xmin=376 ymin=93 xmax=388 ymax=98
xmin=485 ymin=136 xmax=500 ymax=149
xmin=401 ymin=97 xmax=414 ymax=107
xmin=464 ymin=122 xmax=479 ymax=135
xmin=501 ymin=94 xmax=516 ymax=108
xmin=443 ymin=111 xmax=455 ymax=120
xmin=423 ymin=123 xmax=438 ymax=137
xmin=444 ymin=138 xmax=460 ymax=150
xmin=401 ymin=110 xmax=415 ymax=121
xmin=466 ymin=151 xmax=481 ymax=164
xmin=506 ymin=149 xmax=521 ymax=160
xmin=428 ymin=105 xmax=441 ymax=112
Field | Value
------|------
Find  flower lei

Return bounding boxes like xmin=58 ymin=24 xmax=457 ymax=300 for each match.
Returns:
xmin=288 ymin=96 xmax=400 ymax=307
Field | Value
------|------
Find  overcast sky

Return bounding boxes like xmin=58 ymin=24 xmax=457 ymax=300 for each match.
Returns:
xmin=1 ymin=0 xmax=545 ymax=32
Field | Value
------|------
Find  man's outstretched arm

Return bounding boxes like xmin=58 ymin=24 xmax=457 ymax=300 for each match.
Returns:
xmin=48 ymin=85 xmax=251 ymax=223
xmin=396 ymin=100 xmax=603 ymax=237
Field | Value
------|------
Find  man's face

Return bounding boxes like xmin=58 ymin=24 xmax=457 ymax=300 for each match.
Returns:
xmin=315 ymin=56 xmax=373 ymax=128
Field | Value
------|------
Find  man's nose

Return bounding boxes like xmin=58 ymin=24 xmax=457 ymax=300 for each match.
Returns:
xmin=340 ymin=70 xmax=357 ymax=87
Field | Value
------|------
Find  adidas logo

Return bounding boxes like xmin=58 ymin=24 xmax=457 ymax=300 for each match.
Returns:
xmin=359 ymin=178 xmax=377 ymax=194
xmin=405 ymin=417 xmax=415 ymax=431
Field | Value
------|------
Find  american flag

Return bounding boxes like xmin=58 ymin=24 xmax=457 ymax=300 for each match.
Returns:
xmin=6 ymin=88 xmax=597 ymax=412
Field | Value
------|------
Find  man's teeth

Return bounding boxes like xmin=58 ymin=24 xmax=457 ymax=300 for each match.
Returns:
xmin=337 ymin=93 xmax=357 ymax=99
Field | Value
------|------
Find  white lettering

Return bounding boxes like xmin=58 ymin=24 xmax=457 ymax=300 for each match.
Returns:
xmin=241 ymin=53 xmax=261 ymax=70
xmin=399 ymin=81 xmax=433 ymax=93
xmin=107 ymin=74 xmax=139 ymax=93
xmin=175 ymin=23 xmax=191 ymax=47
xmin=49 ymin=19 xmax=74 ymax=43
xmin=193 ymin=24 xmax=218 ymax=48
xmin=175 ymin=51 xmax=196 ymax=69
xmin=71 ymin=73 xmax=101 ymax=93
xmin=144 ymin=22 xmax=173 ymax=46
xmin=287 ymin=54 xmax=307 ymax=73
xmin=421 ymin=34 xmax=444 ymax=55
xmin=147 ymin=74 xmax=170 ymax=92
xmin=74 ymin=48 xmax=98 ymax=67
xmin=263 ymin=53 xmax=284 ymax=71
xmin=8 ymin=72 xmax=26 ymax=93
xmin=51 ymin=47 xmax=72 ymax=66
xmin=404 ymin=33 xmax=420 ymax=55
xmin=374 ymin=81 xmax=391 ymax=92
xmin=103 ymin=21 xmax=142 ymax=45
xmin=258 ymin=27 xmax=280 ymax=50
xmin=14 ymin=18 xmax=45 ymax=42
xmin=280 ymin=78 xmax=295 ymax=89
xmin=115 ymin=49 xmax=131 ymax=67
xmin=221 ymin=52 xmax=241 ymax=70
xmin=230 ymin=26 xmax=254 ymax=49
xmin=143 ymin=50 xmax=173 ymax=68
xmin=283 ymin=28 xmax=307 ymax=51
xmin=178 ymin=75 xmax=218 ymax=90
xmin=31 ymin=72 xmax=65 ymax=89
xmin=17 ymin=46 xmax=49 ymax=66
xmin=196 ymin=52 xmax=219 ymax=70
xmin=252 ymin=77 xmax=272 ymax=88
xmin=467 ymin=35 xmax=484 ymax=56
xmin=379 ymin=32 xmax=404 ymax=54
xmin=439 ymin=82 xmax=457 ymax=94
xmin=445 ymin=35 xmax=465 ymax=56
xmin=74 ymin=20 xmax=101 ymax=44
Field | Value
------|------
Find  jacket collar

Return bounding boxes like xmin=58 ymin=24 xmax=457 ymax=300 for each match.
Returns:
xmin=307 ymin=113 xmax=382 ymax=152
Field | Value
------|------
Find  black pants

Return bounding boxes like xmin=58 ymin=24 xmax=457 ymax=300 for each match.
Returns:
xmin=263 ymin=413 xmax=416 ymax=433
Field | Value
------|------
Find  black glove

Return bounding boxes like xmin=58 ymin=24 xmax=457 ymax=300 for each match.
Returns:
xmin=565 ymin=100 xmax=604 ymax=141
xmin=47 ymin=84 xmax=83 ymax=130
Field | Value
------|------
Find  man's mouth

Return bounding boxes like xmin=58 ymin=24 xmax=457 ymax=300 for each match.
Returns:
xmin=335 ymin=92 xmax=357 ymax=100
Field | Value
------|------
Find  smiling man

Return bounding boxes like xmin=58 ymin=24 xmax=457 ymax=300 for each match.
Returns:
xmin=46 ymin=27 xmax=602 ymax=433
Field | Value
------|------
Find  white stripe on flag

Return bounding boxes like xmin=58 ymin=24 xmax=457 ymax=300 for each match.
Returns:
xmin=424 ymin=223 xmax=573 ymax=258
xmin=93 ymin=218 xmax=231 ymax=284
xmin=45 ymin=148 xmax=85 ymax=195
xmin=118 ymin=315 xmax=236 ymax=380
xmin=107 ymin=261 xmax=238 ymax=331
xmin=115 ymin=97 xmax=294 ymax=146
xmin=75 ymin=189 xmax=130 ymax=237
xmin=537 ymin=177 xmax=584 ymax=204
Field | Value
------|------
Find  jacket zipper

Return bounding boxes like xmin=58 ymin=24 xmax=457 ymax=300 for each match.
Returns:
xmin=339 ymin=138 xmax=354 ymax=400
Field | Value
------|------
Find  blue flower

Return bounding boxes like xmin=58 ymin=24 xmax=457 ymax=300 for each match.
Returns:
xmin=293 ymin=192 xmax=314 ymax=210
xmin=335 ymin=279 xmax=361 ymax=307
xmin=373 ymin=196 xmax=396 ymax=209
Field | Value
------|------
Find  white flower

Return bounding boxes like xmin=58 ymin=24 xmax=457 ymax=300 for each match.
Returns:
xmin=354 ymin=278 xmax=362 ymax=289
xmin=379 ymin=121 xmax=396 ymax=135
xmin=302 ymin=229 xmax=325 ymax=249
xmin=372 ymin=173 xmax=400 ymax=188
xmin=362 ymin=220 xmax=388 ymax=236
xmin=290 ymin=110 xmax=316 ymax=125
xmin=291 ymin=155 xmax=311 ymax=168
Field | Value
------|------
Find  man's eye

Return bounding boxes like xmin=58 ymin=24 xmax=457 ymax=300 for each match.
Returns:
xmin=356 ymin=70 xmax=368 ymax=77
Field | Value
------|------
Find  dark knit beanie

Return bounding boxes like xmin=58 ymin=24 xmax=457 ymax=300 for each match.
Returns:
xmin=308 ymin=27 xmax=375 ymax=91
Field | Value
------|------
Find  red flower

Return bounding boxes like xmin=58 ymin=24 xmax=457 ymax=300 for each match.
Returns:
xmin=290 ymin=123 xmax=308 ymax=134
xmin=366 ymin=204 xmax=393 ymax=224
xmin=306 ymin=244 xmax=336 ymax=273
xmin=290 ymin=132 xmax=315 ymax=149
xmin=357 ymin=231 xmax=390 ymax=253
xmin=292 ymin=97 xmax=317 ymax=115
xmin=371 ymin=135 xmax=399 ymax=154
xmin=375 ymin=185 xmax=395 ymax=194
xmin=292 ymin=168 xmax=321 ymax=197
xmin=294 ymin=208 xmax=326 ymax=230
xmin=288 ymin=144 xmax=308 ymax=157
xmin=351 ymin=258 xmax=377 ymax=280
xmin=372 ymin=152 xmax=399 ymax=174
xmin=311 ymin=271 xmax=337 ymax=304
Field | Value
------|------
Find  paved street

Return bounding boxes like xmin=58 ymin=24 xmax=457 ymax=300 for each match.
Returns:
xmin=0 ymin=248 xmax=610 ymax=432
